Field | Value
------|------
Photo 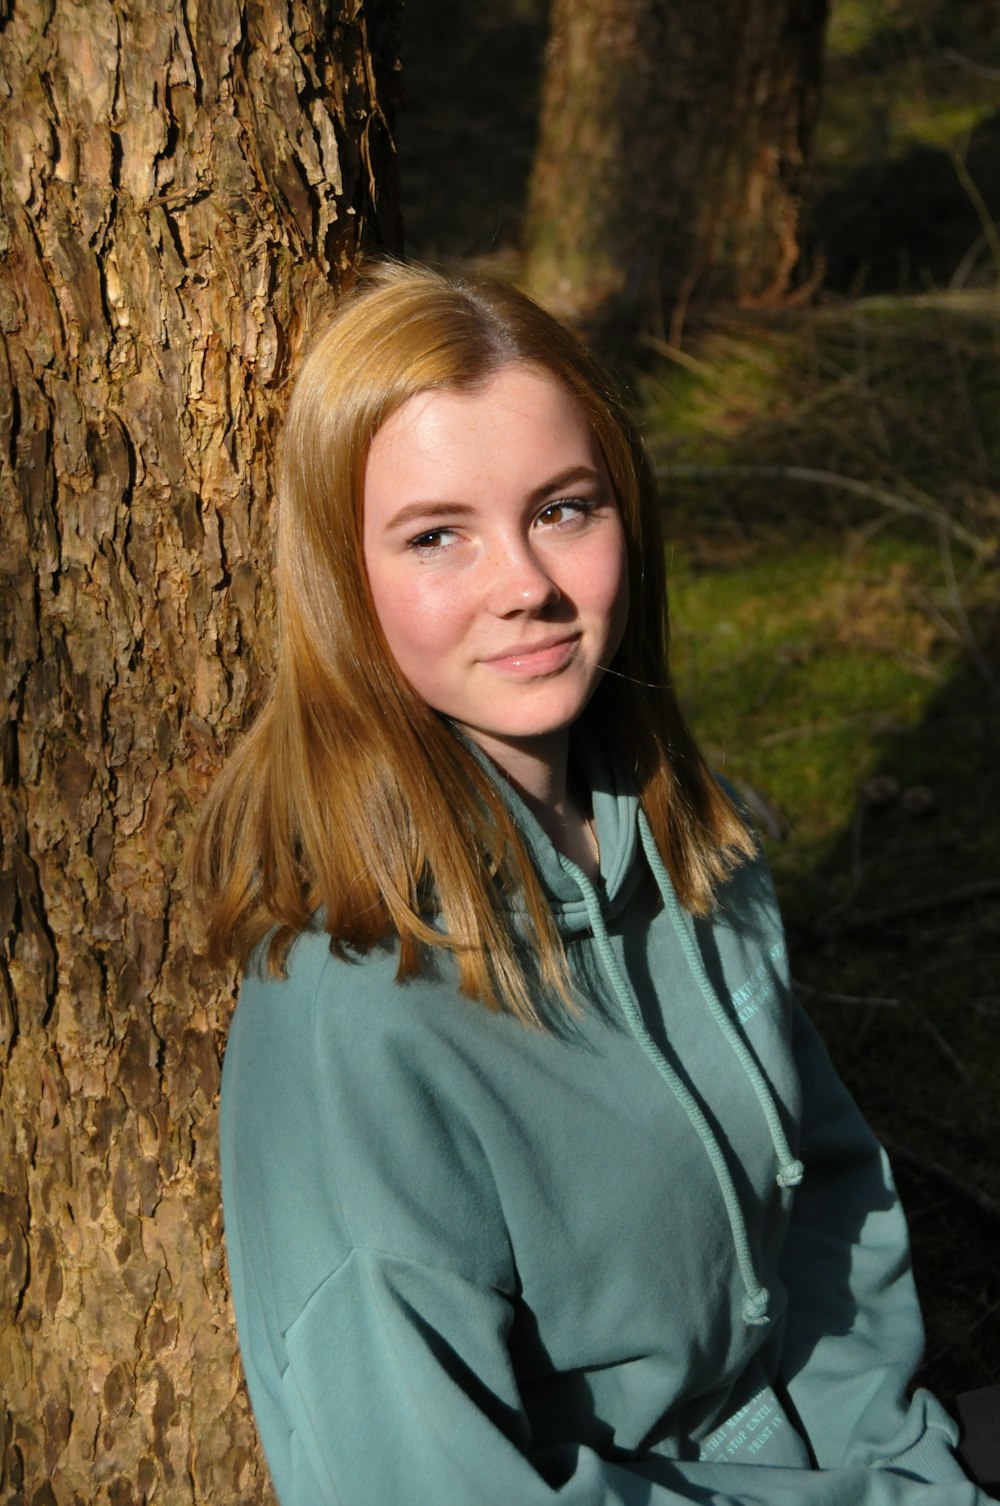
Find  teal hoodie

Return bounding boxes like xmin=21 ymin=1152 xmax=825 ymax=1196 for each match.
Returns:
xmin=219 ymin=741 xmax=991 ymax=1505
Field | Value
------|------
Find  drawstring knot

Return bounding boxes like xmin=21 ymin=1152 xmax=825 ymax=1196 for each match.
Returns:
xmin=742 ymin=1288 xmax=771 ymax=1326
xmin=777 ymin=1159 xmax=804 ymax=1188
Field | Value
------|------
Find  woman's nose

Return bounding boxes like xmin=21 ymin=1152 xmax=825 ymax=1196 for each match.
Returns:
xmin=486 ymin=537 xmax=561 ymax=615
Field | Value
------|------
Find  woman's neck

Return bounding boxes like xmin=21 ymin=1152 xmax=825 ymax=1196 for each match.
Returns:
xmin=467 ymin=727 xmax=600 ymax=880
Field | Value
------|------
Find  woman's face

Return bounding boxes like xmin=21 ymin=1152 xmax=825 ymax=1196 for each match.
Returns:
xmin=362 ymin=363 xmax=629 ymax=774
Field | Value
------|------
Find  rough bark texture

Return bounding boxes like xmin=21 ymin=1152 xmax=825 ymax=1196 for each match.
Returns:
xmin=523 ymin=0 xmax=828 ymax=337
xmin=0 ymin=1 xmax=400 ymax=1500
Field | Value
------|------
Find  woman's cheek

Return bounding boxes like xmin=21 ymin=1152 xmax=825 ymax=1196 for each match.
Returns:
xmin=382 ymin=571 xmax=469 ymax=665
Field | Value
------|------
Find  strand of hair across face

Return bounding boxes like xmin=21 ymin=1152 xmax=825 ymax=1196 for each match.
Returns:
xmin=582 ymin=658 xmax=672 ymax=690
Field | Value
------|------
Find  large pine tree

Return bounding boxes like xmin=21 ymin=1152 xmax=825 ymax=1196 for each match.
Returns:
xmin=0 ymin=2 xmax=400 ymax=1499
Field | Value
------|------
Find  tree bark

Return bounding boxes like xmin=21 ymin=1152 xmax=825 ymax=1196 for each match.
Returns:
xmin=0 ymin=2 xmax=400 ymax=1501
xmin=523 ymin=0 xmax=828 ymax=338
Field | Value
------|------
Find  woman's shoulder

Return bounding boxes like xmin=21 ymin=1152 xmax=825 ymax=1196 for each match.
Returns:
xmin=226 ymin=923 xmax=531 ymax=1169
xmin=221 ymin=925 xmax=512 ymax=1296
xmin=233 ymin=925 xmax=475 ymax=1054
xmin=227 ymin=928 xmax=447 ymax=1118
xmin=237 ymin=924 xmax=398 ymax=1020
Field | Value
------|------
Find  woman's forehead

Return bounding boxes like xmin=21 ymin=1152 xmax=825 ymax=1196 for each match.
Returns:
xmin=364 ymin=367 xmax=602 ymax=505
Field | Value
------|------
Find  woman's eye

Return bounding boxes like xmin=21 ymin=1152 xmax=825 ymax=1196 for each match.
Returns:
xmin=407 ymin=528 xmax=454 ymax=552
xmin=537 ymin=498 xmax=591 ymax=528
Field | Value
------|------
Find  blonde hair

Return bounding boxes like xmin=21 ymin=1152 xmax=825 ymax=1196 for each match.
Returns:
xmin=192 ymin=261 xmax=753 ymax=1022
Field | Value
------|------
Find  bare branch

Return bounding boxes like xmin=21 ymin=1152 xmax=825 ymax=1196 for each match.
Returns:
xmin=657 ymin=462 xmax=991 ymax=558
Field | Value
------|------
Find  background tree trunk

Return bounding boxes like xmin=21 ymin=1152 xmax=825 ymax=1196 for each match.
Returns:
xmin=0 ymin=2 xmax=400 ymax=1501
xmin=523 ymin=0 xmax=828 ymax=339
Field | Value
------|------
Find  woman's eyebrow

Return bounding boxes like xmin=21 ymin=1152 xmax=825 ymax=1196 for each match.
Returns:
xmin=527 ymin=465 xmax=604 ymax=503
xmin=384 ymin=466 xmax=605 ymax=533
xmin=383 ymin=500 xmax=477 ymax=531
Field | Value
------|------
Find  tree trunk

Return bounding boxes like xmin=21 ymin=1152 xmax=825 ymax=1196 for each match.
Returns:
xmin=0 ymin=2 xmax=400 ymax=1501
xmin=523 ymin=0 xmax=828 ymax=338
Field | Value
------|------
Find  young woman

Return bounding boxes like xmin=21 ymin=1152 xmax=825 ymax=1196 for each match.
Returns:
xmin=195 ymin=262 xmax=991 ymax=1505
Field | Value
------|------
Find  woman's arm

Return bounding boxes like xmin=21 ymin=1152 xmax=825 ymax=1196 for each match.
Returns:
xmin=247 ymin=1240 xmax=988 ymax=1506
xmin=774 ymin=999 xmax=976 ymax=1485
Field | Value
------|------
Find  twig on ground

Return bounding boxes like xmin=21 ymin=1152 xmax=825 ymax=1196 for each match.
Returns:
xmin=759 ymin=711 xmax=870 ymax=745
xmin=655 ymin=462 xmax=990 ymax=557
xmin=940 ymin=48 xmax=1000 ymax=82
xmin=638 ymin=332 xmax=714 ymax=377
xmin=950 ymin=230 xmax=989 ymax=291
xmin=903 ymin=1002 xmax=970 ymax=1083
xmin=924 ymin=1293 xmax=1000 ymax=1372
xmin=947 ymin=143 xmax=1000 ymax=283
xmin=819 ymin=879 xmax=1000 ymax=934
xmin=901 ymin=952 xmax=1000 ymax=984
xmin=792 ymin=979 xmax=899 ymax=1008
xmin=818 ymin=801 xmax=870 ymax=926
xmin=938 ymin=519 xmax=1000 ymax=695
xmin=880 ymin=1135 xmax=1000 ymax=1222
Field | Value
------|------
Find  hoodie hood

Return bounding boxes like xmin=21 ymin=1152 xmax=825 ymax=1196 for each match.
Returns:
xmin=474 ymin=731 xmax=642 ymax=935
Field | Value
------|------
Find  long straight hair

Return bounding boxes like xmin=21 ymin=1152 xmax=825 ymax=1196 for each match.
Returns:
xmin=192 ymin=261 xmax=753 ymax=1023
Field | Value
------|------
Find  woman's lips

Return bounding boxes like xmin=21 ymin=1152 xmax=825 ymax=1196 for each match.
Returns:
xmin=481 ymin=634 xmax=580 ymax=677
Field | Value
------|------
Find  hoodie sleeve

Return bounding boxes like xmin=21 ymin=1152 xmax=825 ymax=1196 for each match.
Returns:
xmin=774 ymin=999 xmax=982 ymax=1491
xmin=255 ymin=1241 xmax=991 ymax=1506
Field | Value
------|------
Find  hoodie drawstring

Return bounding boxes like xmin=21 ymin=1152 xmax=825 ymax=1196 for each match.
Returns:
xmin=557 ymin=815 xmax=803 ymax=1329
xmin=637 ymin=813 xmax=805 ymax=1195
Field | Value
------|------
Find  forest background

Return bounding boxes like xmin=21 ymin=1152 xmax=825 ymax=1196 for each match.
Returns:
xmin=0 ymin=0 xmax=998 ymax=1501
xmin=399 ymin=0 xmax=1000 ymax=1409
